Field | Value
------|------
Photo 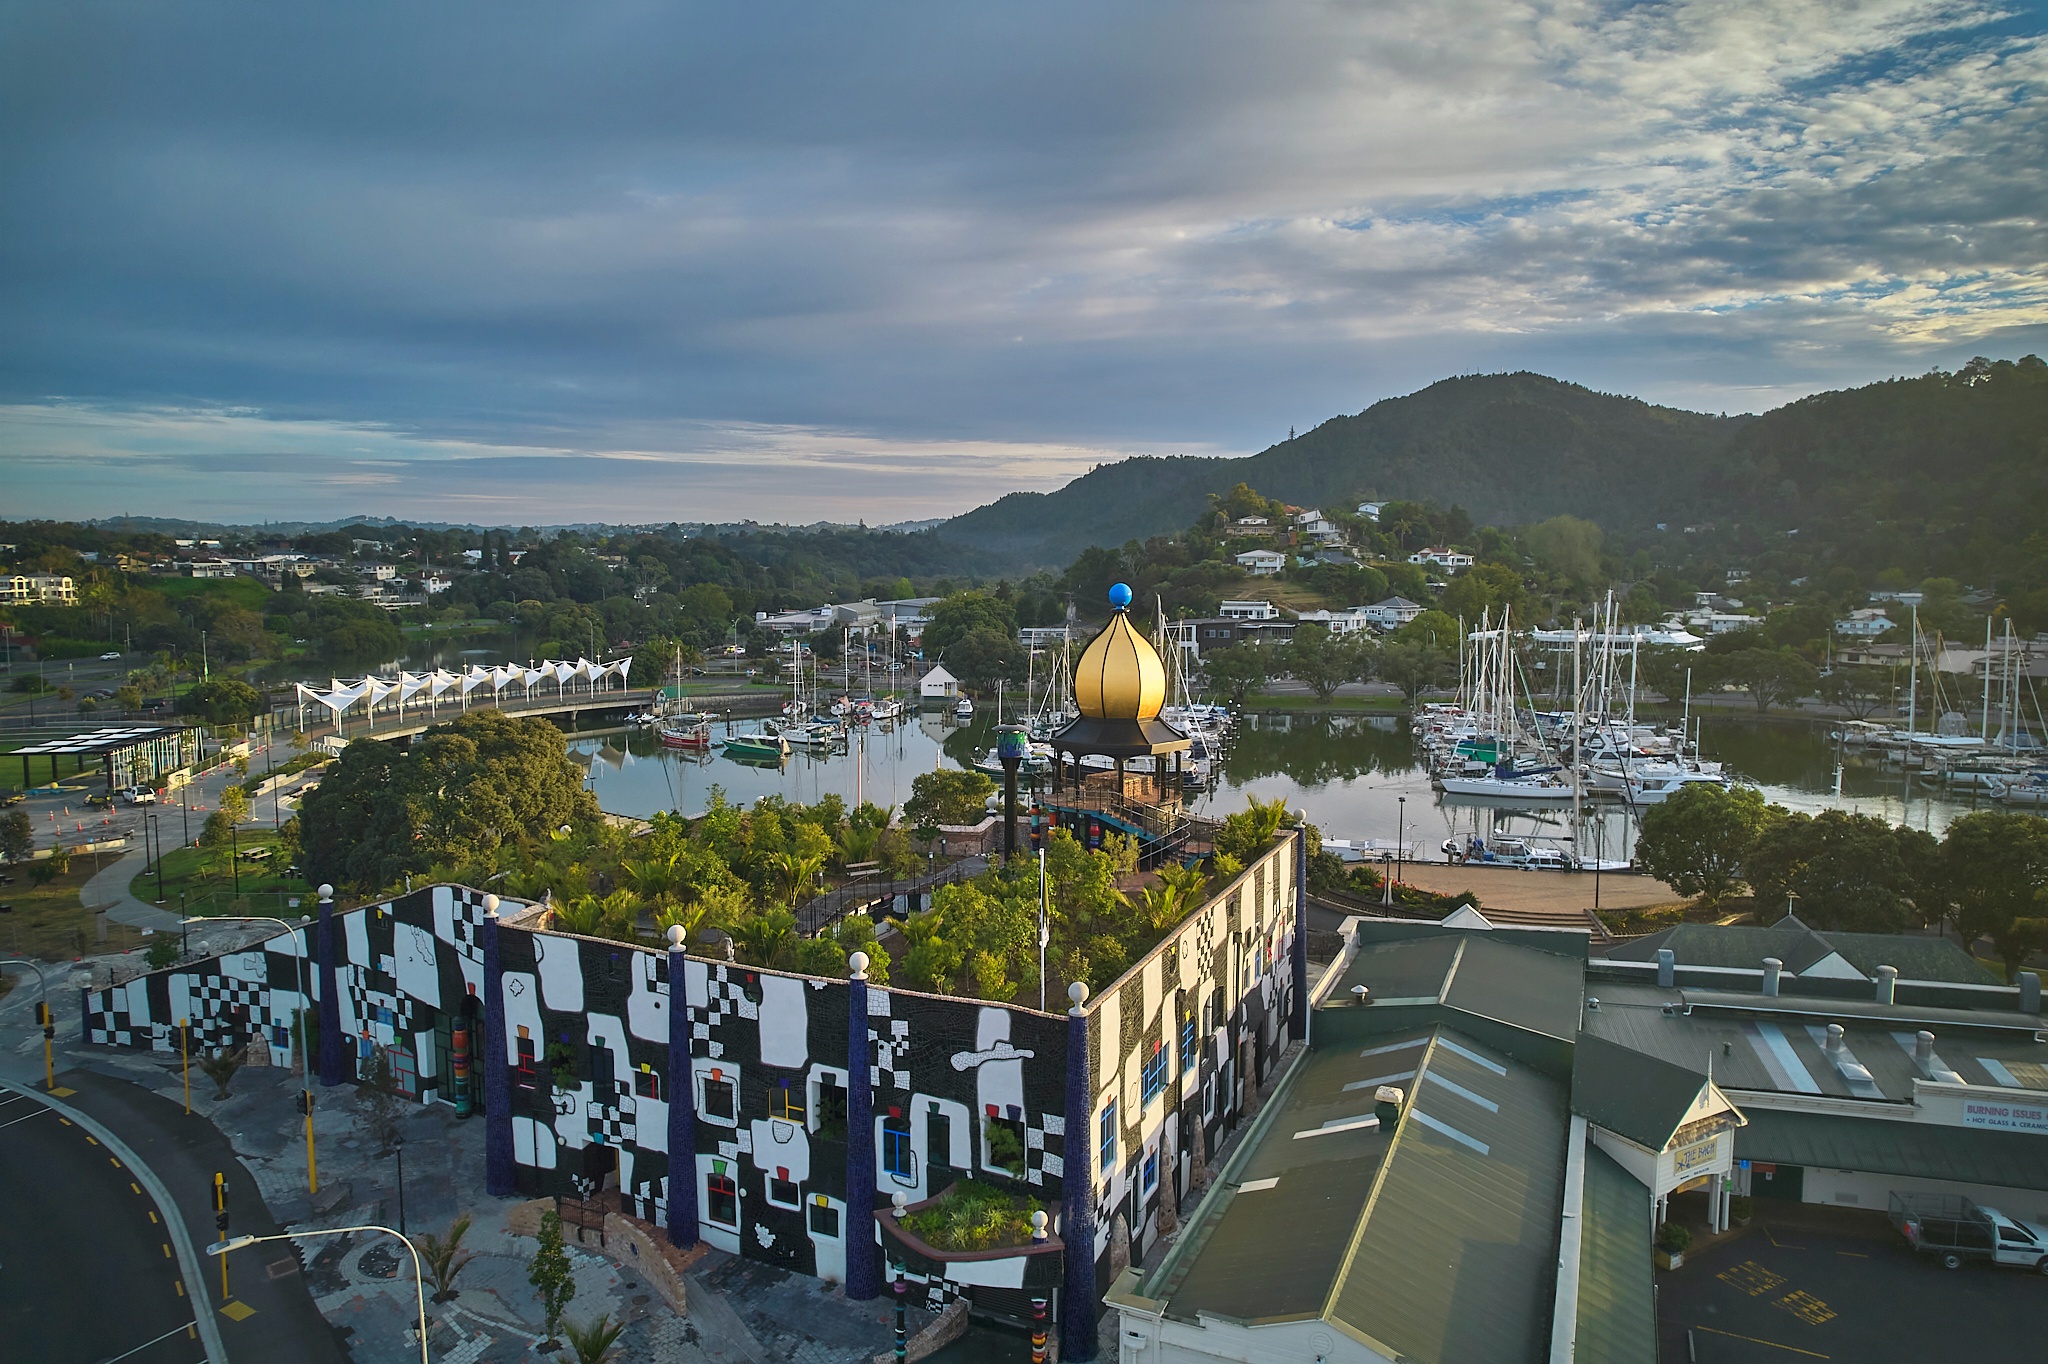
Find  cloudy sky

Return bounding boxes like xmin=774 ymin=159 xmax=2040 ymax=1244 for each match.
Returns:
xmin=3 ymin=0 xmax=2044 ymax=525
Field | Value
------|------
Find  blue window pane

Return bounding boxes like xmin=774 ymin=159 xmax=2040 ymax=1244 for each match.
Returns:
xmin=1099 ymin=1100 xmax=1117 ymax=1172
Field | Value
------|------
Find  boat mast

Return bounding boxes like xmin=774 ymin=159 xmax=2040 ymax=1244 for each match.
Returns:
xmin=1983 ymin=616 xmax=1994 ymax=739
xmin=1907 ymin=605 xmax=1918 ymax=737
xmin=1571 ymin=616 xmax=1583 ymax=862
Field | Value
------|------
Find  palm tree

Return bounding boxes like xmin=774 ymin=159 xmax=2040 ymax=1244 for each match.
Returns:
xmin=552 ymin=895 xmax=605 ymax=935
xmin=654 ymin=898 xmax=707 ymax=945
xmin=413 ymin=1213 xmax=476 ymax=1302
xmin=769 ymin=852 xmax=826 ymax=909
xmin=564 ymin=1313 xmax=626 ymax=1364
xmin=731 ymin=911 xmax=796 ymax=968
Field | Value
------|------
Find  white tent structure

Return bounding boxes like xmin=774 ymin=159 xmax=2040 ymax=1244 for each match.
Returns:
xmin=918 ymin=663 xmax=959 ymax=700
xmin=294 ymin=656 xmax=633 ymax=733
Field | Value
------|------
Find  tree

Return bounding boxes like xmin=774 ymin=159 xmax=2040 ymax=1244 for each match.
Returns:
xmin=731 ymin=910 xmax=797 ymax=968
xmin=1281 ymin=627 xmax=1370 ymax=703
xmin=1937 ymin=812 xmax=2048 ymax=980
xmin=904 ymin=769 xmax=996 ymax=831
xmin=299 ymin=711 xmax=600 ymax=892
xmin=1437 ymin=563 xmax=1529 ymax=627
xmin=198 ymin=1045 xmax=246 ymax=1098
xmin=414 ymin=1214 xmax=476 ymax=1302
xmin=1710 ymin=648 xmax=1819 ymax=713
xmin=1522 ymin=515 xmax=1603 ymax=586
xmin=1201 ymin=644 xmax=1271 ymax=707
xmin=946 ymin=626 xmax=1028 ymax=689
xmin=1817 ymin=666 xmax=1891 ymax=720
xmin=1377 ymin=639 xmax=1454 ymax=706
xmin=1633 ymin=784 xmax=1775 ymax=901
xmin=217 ymin=784 xmax=251 ymax=828
xmin=528 ymin=1209 xmax=576 ymax=1348
xmin=178 ymin=679 xmax=265 ymax=728
xmin=921 ymin=591 xmax=1018 ymax=657
xmin=1745 ymin=810 xmax=1935 ymax=933
xmin=0 ymin=810 xmax=31 ymax=865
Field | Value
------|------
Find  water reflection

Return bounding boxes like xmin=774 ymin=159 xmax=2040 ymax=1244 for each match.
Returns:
xmin=569 ymin=707 xmax=2014 ymax=855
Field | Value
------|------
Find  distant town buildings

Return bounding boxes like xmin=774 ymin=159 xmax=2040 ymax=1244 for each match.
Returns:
xmin=1235 ymin=549 xmax=1287 ymax=576
xmin=0 ymin=573 xmax=77 ymax=605
xmin=1406 ymin=547 xmax=1475 ymax=571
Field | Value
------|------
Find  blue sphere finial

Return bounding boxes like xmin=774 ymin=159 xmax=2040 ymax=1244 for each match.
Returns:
xmin=1108 ymin=582 xmax=1133 ymax=611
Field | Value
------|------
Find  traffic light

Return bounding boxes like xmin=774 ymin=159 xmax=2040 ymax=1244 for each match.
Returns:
xmin=295 ymin=1090 xmax=315 ymax=1116
xmin=35 ymin=1001 xmax=54 ymax=1042
xmin=213 ymin=1172 xmax=229 ymax=1235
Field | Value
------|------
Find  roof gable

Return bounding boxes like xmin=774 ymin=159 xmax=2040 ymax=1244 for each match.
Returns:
xmin=1573 ymin=1034 xmax=1724 ymax=1150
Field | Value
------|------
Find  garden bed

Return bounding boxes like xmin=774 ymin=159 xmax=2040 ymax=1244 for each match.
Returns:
xmin=893 ymin=1180 xmax=1054 ymax=1256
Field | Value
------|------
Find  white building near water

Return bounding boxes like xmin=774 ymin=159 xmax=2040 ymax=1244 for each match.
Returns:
xmin=917 ymin=663 xmax=960 ymax=701
xmin=1296 ymin=607 xmax=1375 ymax=634
xmin=1218 ymin=600 xmax=1281 ymax=621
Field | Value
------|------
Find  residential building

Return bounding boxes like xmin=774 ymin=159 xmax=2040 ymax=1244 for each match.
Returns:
xmin=0 ymin=573 xmax=77 ymax=605
xmin=1362 ymin=596 xmax=1425 ymax=629
xmin=1235 ymin=550 xmax=1286 ymax=576
xmin=1224 ymin=516 xmax=1273 ymax=537
xmin=1217 ymin=599 xmax=1280 ymax=621
xmin=916 ymin=663 xmax=959 ymax=700
xmin=1295 ymin=606 xmax=1375 ymax=634
xmin=1406 ymin=547 xmax=1474 ymax=571
xmin=1835 ymin=609 xmax=1896 ymax=638
xmin=1356 ymin=501 xmax=1386 ymax=521
xmin=1174 ymin=617 xmax=1296 ymax=659
xmin=1871 ymin=589 xmax=1925 ymax=608
xmin=878 ymin=597 xmax=942 ymax=639
xmin=1019 ymin=626 xmax=1077 ymax=648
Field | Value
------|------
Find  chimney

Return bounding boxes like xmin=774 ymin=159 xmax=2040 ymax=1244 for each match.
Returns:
xmin=2021 ymin=971 xmax=2042 ymax=1015
xmin=1656 ymin=948 xmax=1675 ymax=988
xmin=1350 ymin=985 xmax=1372 ymax=1008
xmin=1762 ymin=957 xmax=1783 ymax=997
xmin=1914 ymin=1031 xmax=1936 ymax=1068
xmin=1825 ymin=1023 xmax=1846 ymax=1053
xmin=1875 ymin=965 xmax=1898 ymax=1006
xmin=1374 ymin=1085 xmax=1405 ymax=1126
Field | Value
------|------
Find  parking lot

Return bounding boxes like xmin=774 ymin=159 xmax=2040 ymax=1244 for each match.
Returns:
xmin=1660 ymin=1203 xmax=2048 ymax=1360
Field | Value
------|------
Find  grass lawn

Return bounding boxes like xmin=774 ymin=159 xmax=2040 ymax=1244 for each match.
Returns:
xmin=0 ymin=848 xmax=155 ymax=961
xmin=131 ymin=828 xmax=311 ymax=915
xmin=151 ymin=575 xmax=275 ymax=610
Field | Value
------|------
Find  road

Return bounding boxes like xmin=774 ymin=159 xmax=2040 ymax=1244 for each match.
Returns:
xmin=0 ymin=1084 xmax=204 ymax=1363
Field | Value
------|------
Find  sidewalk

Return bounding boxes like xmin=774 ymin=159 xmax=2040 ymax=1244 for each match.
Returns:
xmin=82 ymin=845 xmax=184 ymax=932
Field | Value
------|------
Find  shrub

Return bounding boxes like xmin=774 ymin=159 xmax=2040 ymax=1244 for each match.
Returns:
xmin=1657 ymin=1222 xmax=1693 ymax=1254
xmin=901 ymin=1180 xmax=1042 ymax=1251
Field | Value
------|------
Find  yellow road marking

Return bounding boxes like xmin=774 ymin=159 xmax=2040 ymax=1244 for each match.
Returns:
xmin=1693 ymin=1325 xmax=1830 ymax=1358
xmin=1777 ymin=1290 xmax=1837 ymax=1326
xmin=1835 ymin=1250 xmax=1867 ymax=1258
xmin=175 ymin=1280 xmax=185 ymax=1297
xmin=1717 ymin=1260 xmax=1787 ymax=1297
xmin=219 ymin=1300 xmax=256 ymax=1322
xmin=57 ymin=1117 xmax=72 ymax=1127
xmin=130 ymin=1182 xmax=142 ymax=1195
xmin=110 ymin=1156 xmax=121 ymax=1167
xmin=162 ymin=1243 xmax=172 ymax=1258
xmin=85 ymin=1135 xmax=99 ymax=1146
xmin=149 ymin=1210 xmax=159 ymax=1224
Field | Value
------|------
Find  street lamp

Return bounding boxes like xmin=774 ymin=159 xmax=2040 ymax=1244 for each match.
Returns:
xmin=186 ymin=913 xmax=318 ymax=1193
xmin=210 ymin=1226 xmax=427 ymax=1364
xmin=1395 ymin=796 xmax=1407 ymax=891
xmin=1 ymin=958 xmax=56 ymax=1088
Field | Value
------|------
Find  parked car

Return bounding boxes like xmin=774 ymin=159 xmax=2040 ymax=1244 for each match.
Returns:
xmin=99 ymin=651 xmax=122 ymax=660
xmin=86 ymin=792 xmax=116 ymax=809
xmin=1890 ymin=1193 xmax=2048 ymax=1272
xmin=122 ymin=787 xmax=158 ymax=806
xmin=0 ymin=789 xmax=24 ymax=807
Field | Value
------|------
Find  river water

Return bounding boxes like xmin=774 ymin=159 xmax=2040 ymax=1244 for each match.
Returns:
xmin=568 ymin=708 xmax=2002 ymax=859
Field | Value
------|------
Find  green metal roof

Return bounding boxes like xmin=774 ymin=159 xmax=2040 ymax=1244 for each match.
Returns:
xmin=1148 ymin=1026 xmax=1570 ymax=1364
xmin=1334 ymin=933 xmax=1585 ymax=1042
xmin=1604 ymin=922 xmax=1997 ymax=985
xmin=1572 ymin=1033 xmax=1716 ymax=1151
xmin=1736 ymin=1108 xmax=2048 ymax=1194
xmin=1574 ymin=1146 xmax=1657 ymax=1364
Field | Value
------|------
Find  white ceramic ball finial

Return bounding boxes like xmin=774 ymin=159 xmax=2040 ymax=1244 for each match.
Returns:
xmin=482 ymin=893 xmax=500 ymax=917
xmin=666 ymin=924 xmax=686 ymax=948
xmin=849 ymin=950 xmax=870 ymax=981
xmin=317 ymin=883 xmax=334 ymax=901
xmin=1068 ymin=981 xmax=1089 ymax=1008
xmin=1030 ymin=1210 xmax=1049 ymax=1242
xmin=892 ymin=1191 xmax=909 ymax=1219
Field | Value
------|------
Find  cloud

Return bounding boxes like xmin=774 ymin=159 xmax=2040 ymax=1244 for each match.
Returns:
xmin=1 ymin=0 xmax=2043 ymax=520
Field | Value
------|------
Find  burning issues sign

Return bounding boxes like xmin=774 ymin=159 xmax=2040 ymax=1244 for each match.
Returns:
xmin=1961 ymin=1098 xmax=2048 ymax=1135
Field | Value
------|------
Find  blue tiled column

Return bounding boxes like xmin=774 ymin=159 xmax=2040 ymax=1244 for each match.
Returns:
xmin=316 ymin=885 xmax=345 ymax=1087
xmin=844 ymin=952 xmax=880 ymax=1300
xmin=1291 ymin=827 xmax=1310 ymax=1040
xmin=1061 ymin=982 xmax=1099 ymax=1361
xmin=483 ymin=897 xmax=516 ymax=1198
xmin=666 ymin=935 xmax=698 ymax=1248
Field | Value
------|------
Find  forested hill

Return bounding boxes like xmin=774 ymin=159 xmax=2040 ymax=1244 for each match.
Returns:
xmin=939 ymin=373 xmax=1745 ymax=566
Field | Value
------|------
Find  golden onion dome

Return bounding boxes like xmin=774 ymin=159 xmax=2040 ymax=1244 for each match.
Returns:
xmin=1074 ymin=583 xmax=1166 ymax=721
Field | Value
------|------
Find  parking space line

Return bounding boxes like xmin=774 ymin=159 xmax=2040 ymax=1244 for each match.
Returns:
xmin=1694 ymin=1325 xmax=1830 ymax=1358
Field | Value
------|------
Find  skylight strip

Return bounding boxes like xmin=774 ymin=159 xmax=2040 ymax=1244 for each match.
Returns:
xmin=1434 ymin=1037 xmax=1507 ymax=1076
xmin=1237 ymin=1177 xmax=1280 ymax=1192
xmin=1342 ymin=1070 xmax=1416 ymax=1091
xmin=1410 ymin=1109 xmax=1490 ymax=1156
xmin=1752 ymin=1022 xmax=1822 ymax=1094
xmin=1422 ymin=1073 xmax=1499 ymax=1113
xmin=1293 ymin=1116 xmax=1380 ymax=1140
xmin=1359 ymin=1038 xmax=1426 ymax=1059
xmin=1978 ymin=1057 xmax=2020 ymax=1087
